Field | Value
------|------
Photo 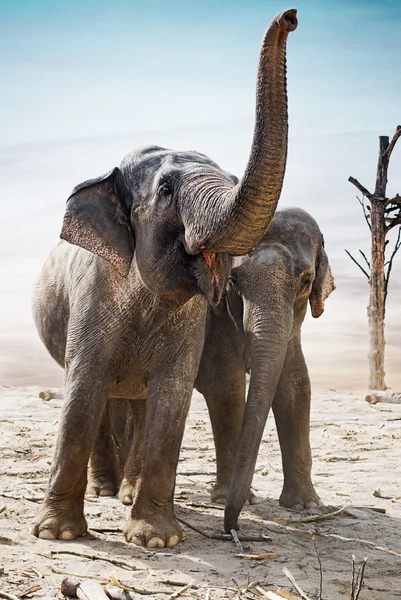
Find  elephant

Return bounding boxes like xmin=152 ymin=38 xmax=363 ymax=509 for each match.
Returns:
xmin=31 ymin=9 xmax=298 ymax=548
xmin=195 ymin=207 xmax=335 ymax=532
xmin=89 ymin=207 xmax=334 ymax=532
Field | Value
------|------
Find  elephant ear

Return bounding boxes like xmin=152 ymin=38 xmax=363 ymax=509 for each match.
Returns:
xmin=61 ymin=167 xmax=134 ymax=277
xmin=309 ymin=239 xmax=335 ymax=318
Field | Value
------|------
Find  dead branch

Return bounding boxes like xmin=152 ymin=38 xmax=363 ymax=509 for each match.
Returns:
xmin=358 ymin=249 xmax=370 ymax=269
xmin=283 ymin=568 xmax=312 ymax=600
xmin=350 ymin=556 xmax=368 ymax=600
xmin=385 ymin=215 xmax=401 ymax=231
xmin=348 ymin=177 xmax=375 ymax=201
xmin=0 ymin=506 xmax=6 ymax=515
xmin=384 ymin=124 xmax=401 ymax=160
xmin=357 ymin=196 xmax=371 ymax=230
xmin=345 ymin=250 xmax=370 ymax=279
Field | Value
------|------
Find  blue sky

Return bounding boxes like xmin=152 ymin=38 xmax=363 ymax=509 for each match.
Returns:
xmin=1 ymin=0 xmax=401 ymax=146
xmin=1 ymin=0 xmax=401 ymax=387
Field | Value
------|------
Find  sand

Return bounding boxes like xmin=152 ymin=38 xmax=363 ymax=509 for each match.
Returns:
xmin=1 ymin=384 xmax=401 ymax=599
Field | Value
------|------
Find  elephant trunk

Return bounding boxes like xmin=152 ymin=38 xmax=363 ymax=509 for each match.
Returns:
xmin=224 ymin=300 xmax=293 ymax=532
xmin=184 ymin=9 xmax=297 ymax=256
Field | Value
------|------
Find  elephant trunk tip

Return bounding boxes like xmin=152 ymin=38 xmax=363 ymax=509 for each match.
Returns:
xmin=224 ymin=506 xmax=240 ymax=534
xmin=277 ymin=9 xmax=298 ymax=32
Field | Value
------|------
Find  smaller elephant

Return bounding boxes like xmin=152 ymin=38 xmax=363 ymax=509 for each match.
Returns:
xmin=195 ymin=207 xmax=335 ymax=532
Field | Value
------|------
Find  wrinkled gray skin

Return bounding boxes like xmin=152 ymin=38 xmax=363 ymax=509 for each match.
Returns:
xmin=197 ymin=207 xmax=335 ymax=532
xmin=31 ymin=10 xmax=298 ymax=547
xmin=91 ymin=207 xmax=334 ymax=534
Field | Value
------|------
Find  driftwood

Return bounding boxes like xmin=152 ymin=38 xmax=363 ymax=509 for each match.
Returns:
xmin=38 ymin=389 xmax=64 ymax=401
xmin=365 ymin=390 xmax=401 ymax=404
xmin=61 ymin=578 xmax=152 ymax=600
xmin=61 ymin=579 xmax=108 ymax=599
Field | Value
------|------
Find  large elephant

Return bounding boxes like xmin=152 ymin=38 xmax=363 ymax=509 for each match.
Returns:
xmin=196 ymin=207 xmax=335 ymax=532
xmin=31 ymin=10 xmax=298 ymax=547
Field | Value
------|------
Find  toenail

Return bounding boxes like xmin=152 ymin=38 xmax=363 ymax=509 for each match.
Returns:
xmin=147 ymin=537 xmax=165 ymax=548
xmin=100 ymin=489 xmax=114 ymax=497
xmin=60 ymin=529 xmax=75 ymax=541
xmin=131 ymin=536 xmax=144 ymax=546
xmin=166 ymin=535 xmax=179 ymax=547
xmin=122 ymin=496 xmax=132 ymax=505
xmin=38 ymin=529 xmax=56 ymax=540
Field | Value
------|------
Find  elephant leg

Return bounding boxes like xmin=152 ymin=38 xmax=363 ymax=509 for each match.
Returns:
xmin=272 ymin=335 xmax=322 ymax=511
xmin=119 ymin=399 xmax=146 ymax=505
xmin=202 ymin=365 xmax=249 ymax=504
xmin=123 ymin=365 xmax=196 ymax=548
xmin=32 ymin=363 xmax=110 ymax=540
xmin=87 ymin=400 xmax=121 ymax=497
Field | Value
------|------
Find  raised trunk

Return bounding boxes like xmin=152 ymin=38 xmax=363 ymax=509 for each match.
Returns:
xmin=184 ymin=9 xmax=297 ymax=255
xmin=224 ymin=303 xmax=293 ymax=532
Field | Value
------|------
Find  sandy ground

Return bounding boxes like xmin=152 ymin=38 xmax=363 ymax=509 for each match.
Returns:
xmin=1 ymin=385 xmax=401 ymax=600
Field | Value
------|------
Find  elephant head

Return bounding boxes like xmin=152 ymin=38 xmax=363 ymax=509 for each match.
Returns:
xmin=224 ymin=208 xmax=335 ymax=532
xmin=60 ymin=10 xmax=297 ymax=305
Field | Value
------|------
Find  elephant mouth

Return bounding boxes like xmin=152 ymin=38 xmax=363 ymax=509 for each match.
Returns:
xmin=202 ymin=251 xmax=219 ymax=287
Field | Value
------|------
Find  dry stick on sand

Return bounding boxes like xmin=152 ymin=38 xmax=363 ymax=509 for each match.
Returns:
xmin=283 ymin=567 xmax=312 ymax=600
xmin=176 ymin=516 xmax=272 ymax=542
xmin=350 ymin=556 xmax=368 ymax=600
xmin=0 ymin=592 xmax=21 ymax=600
xmin=165 ymin=581 xmax=195 ymax=600
xmin=42 ymin=550 xmax=141 ymax=571
xmin=311 ymin=534 xmax=323 ymax=600
xmin=281 ymin=505 xmax=349 ymax=524
xmin=0 ymin=492 xmax=44 ymax=503
xmin=265 ymin=519 xmax=401 ymax=559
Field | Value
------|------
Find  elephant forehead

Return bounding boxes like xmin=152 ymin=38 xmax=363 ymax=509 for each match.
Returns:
xmin=120 ymin=147 xmax=221 ymax=182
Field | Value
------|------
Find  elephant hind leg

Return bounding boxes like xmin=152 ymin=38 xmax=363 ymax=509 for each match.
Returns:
xmin=119 ymin=399 xmax=146 ymax=505
xmin=87 ymin=399 xmax=132 ymax=497
xmin=272 ymin=335 xmax=322 ymax=511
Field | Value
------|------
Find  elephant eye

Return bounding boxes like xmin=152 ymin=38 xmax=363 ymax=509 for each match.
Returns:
xmin=158 ymin=181 xmax=173 ymax=199
xmin=300 ymin=273 xmax=313 ymax=294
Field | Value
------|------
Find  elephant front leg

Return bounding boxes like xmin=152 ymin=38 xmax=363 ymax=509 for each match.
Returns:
xmin=272 ymin=336 xmax=322 ymax=511
xmin=123 ymin=371 xmax=195 ymax=548
xmin=32 ymin=372 xmax=110 ymax=540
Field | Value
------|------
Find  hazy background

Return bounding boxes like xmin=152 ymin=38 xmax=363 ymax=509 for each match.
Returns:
xmin=1 ymin=0 xmax=400 ymax=389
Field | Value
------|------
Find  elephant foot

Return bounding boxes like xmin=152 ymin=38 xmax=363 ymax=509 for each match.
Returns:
xmin=279 ymin=481 xmax=323 ymax=511
xmin=32 ymin=498 xmax=87 ymax=541
xmin=87 ymin=473 xmax=118 ymax=497
xmin=124 ymin=512 xmax=183 ymax=548
xmin=119 ymin=479 xmax=137 ymax=505
xmin=210 ymin=485 xmax=257 ymax=506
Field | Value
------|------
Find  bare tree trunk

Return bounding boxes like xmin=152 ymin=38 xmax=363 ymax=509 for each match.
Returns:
xmin=368 ymin=136 xmax=389 ymax=390
xmin=348 ymin=126 xmax=401 ymax=391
